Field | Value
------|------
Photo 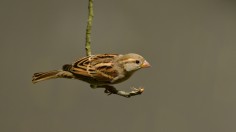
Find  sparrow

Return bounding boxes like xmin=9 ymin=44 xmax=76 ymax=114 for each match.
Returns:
xmin=32 ymin=53 xmax=150 ymax=88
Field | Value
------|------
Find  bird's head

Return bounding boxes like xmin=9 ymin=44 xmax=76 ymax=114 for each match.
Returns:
xmin=118 ymin=53 xmax=150 ymax=72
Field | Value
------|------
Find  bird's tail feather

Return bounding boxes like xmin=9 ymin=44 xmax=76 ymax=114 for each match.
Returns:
xmin=32 ymin=70 xmax=74 ymax=84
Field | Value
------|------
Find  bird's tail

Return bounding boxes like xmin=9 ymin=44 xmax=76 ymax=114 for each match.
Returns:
xmin=32 ymin=70 xmax=74 ymax=84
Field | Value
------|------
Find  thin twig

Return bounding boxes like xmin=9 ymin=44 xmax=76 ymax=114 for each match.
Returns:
xmin=85 ymin=0 xmax=94 ymax=56
xmin=116 ymin=88 xmax=144 ymax=98
xmin=99 ymin=85 xmax=144 ymax=98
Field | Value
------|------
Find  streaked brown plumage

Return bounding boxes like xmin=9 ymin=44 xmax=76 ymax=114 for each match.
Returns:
xmin=32 ymin=53 xmax=150 ymax=87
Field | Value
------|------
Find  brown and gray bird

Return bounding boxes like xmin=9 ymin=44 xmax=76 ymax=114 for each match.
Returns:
xmin=32 ymin=53 xmax=150 ymax=88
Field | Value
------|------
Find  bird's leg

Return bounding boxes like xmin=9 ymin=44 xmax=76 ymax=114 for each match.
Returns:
xmin=90 ymin=85 xmax=118 ymax=96
xmin=96 ymin=85 xmax=118 ymax=95
xmin=97 ymin=85 xmax=144 ymax=98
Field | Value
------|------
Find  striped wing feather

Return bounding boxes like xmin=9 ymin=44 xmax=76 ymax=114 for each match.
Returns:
xmin=70 ymin=54 xmax=119 ymax=82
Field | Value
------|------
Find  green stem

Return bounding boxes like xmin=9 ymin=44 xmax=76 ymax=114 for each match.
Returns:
xmin=85 ymin=0 xmax=94 ymax=56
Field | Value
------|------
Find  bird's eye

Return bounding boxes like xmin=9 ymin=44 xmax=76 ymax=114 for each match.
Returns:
xmin=135 ymin=60 xmax=140 ymax=64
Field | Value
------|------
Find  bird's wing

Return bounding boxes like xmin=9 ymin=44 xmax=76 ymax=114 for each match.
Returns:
xmin=70 ymin=54 xmax=120 ymax=82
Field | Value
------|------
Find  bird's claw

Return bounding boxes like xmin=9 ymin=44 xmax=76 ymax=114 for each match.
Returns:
xmin=130 ymin=87 xmax=144 ymax=94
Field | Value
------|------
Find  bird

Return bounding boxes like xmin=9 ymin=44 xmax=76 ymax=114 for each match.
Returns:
xmin=32 ymin=53 xmax=150 ymax=89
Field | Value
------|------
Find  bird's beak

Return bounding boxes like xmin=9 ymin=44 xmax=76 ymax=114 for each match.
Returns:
xmin=141 ymin=60 xmax=151 ymax=68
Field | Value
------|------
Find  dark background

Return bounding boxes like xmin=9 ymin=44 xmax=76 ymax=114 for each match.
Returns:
xmin=1 ymin=0 xmax=236 ymax=132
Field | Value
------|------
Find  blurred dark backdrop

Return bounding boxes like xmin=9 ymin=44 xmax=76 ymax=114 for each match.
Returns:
xmin=0 ymin=0 xmax=236 ymax=132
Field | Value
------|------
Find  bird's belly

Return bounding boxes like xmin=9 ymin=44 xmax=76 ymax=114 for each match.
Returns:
xmin=111 ymin=72 xmax=133 ymax=84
